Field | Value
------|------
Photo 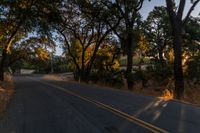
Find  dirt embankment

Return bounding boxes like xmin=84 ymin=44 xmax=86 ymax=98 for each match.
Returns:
xmin=0 ymin=73 xmax=14 ymax=115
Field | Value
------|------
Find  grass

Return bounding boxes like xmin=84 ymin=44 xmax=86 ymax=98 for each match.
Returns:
xmin=86 ymin=78 xmax=200 ymax=106
xmin=42 ymin=73 xmax=74 ymax=81
xmin=122 ymin=80 xmax=200 ymax=106
xmin=0 ymin=73 xmax=14 ymax=116
xmin=183 ymin=82 xmax=200 ymax=105
xmin=43 ymin=73 xmax=200 ymax=106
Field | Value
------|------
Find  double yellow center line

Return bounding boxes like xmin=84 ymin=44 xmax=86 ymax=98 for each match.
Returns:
xmin=30 ymin=78 xmax=169 ymax=133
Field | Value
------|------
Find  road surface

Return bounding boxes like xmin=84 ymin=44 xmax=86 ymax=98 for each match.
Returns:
xmin=0 ymin=75 xmax=200 ymax=133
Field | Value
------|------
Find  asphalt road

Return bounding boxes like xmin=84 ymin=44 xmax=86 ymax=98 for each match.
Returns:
xmin=0 ymin=76 xmax=200 ymax=133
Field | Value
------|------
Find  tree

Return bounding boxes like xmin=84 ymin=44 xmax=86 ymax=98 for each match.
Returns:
xmin=165 ymin=0 xmax=200 ymax=99
xmin=0 ymin=0 xmax=62 ymax=80
xmin=182 ymin=17 xmax=200 ymax=83
xmin=93 ymin=42 xmax=120 ymax=72
xmin=56 ymin=1 xmax=120 ymax=81
xmin=100 ymin=0 xmax=145 ymax=89
xmin=144 ymin=6 xmax=171 ymax=65
xmin=9 ymin=36 xmax=55 ymax=73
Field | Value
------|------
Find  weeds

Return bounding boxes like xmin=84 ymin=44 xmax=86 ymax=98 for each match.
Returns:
xmin=0 ymin=72 xmax=14 ymax=115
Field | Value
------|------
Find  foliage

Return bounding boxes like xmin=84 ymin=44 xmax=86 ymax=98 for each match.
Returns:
xmin=137 ymin=34 xmax=150 ymax=54
xmin=8 ymin=36 xmax=55 ymax=73
xmin=51 ymin=56 xmax=68 ymax=73
xmin=93 ymin=44 xmax=120 ymax=71
xmin=90 ymin=70 xmax=123 ymax=87
xmin=143 ymin=6 xmax=171 ymax=64
xmin=0 ymin=0 xmax=62 ymax=80
xmin=146 ymin=61 xmax=173 ymax=84
xmin=187 ymin=56 xmax=200 ymax=84
xmin=99 ymin=0 xmax=146 ymax=89
xmin=56 ymin=0 xmax=120 ymax=81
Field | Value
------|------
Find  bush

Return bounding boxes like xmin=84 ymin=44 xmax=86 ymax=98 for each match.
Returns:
xmin=187 ymin=56 xmax=200 ymax=84
xmin=146 ymin=62 xmax=173 ymax=84
xmin=90 ymin=70 xmax=124 ymax=87
xmin=133 ymin=70 xmax=148 ymax=87
xmin=125 ymin=70 xmax=148 ymax=88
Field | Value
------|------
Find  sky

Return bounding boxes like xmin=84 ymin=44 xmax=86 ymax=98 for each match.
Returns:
xmin=55 ymin=0 xmax=200 ymax=56
xmin=140 ymin=0 xmax=200 ymax=19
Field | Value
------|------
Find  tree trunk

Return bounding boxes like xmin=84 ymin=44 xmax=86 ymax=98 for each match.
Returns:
xmin=0 ymin=49 xmax=7 ymax=81
xmin=173 ymin=24 xmax=184 ymax=99
xmin=126 ymin=33 xmax=134 ymax=90
xmin=165 ymin=0 xmax=185 ymax=99
xmin=80 ymin=47 xmax=87 ymax=82
xmin=80 ymin=70 xmax=89 ymax=82
xmin=77 ymin=66 xmax=90 ymax=83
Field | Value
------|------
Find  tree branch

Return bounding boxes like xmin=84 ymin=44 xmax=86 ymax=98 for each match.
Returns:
xmin=183 ymin=0 xmax=200 ymax=25
xmin=136 ymin=0 xmax=144 ymax=11
xmin=166 ymin=0 xmax=177 ymax=26
xmin=58 ymin=29 xmax=80 ymax=70
xmin=177 ymin=0 xmax=186 ymax=20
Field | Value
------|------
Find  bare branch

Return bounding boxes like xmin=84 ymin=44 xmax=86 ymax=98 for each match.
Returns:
xmin=183 ymin=0 xmax=200 ymax=25
xmin=115 ymin=0 xmax=126 ymax=17
xmin=136 ymin=0 xmax=144 ymax=11
xmin=177 ymin=0 xmax=186 ymax=20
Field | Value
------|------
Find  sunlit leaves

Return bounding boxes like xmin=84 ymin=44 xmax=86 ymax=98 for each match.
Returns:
xmin=137 ymin=34 xmax=149 ymax=54
xmin=35 ymin=47 xmax=50 ymax=60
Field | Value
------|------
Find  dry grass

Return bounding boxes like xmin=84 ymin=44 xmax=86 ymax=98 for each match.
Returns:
xmin=182 ymin=83 xmax=200 ymax=106
xmin=42 ymin=74 xmax=63 ymax=81
xmin=42 ymin=73 xmax=74 ymax=81
xmin=0 ymin=72 xmax=14 ymax=115
xmin=126 ymin=80 xmax=200 ymax=106
xmin=89 ymin=79 xmax=200 ymax=106
xmin=43 ymin=74 xmax=200 ymax=106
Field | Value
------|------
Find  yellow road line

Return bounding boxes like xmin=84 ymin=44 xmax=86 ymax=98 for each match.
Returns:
xmin=29 ymin=77 xmax=169 ymax=133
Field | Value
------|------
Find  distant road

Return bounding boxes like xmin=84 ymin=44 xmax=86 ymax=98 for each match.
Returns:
xmin=0 ymin=75 xmax=200 ymax=133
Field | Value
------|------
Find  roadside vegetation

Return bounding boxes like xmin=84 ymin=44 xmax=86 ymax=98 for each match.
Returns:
xmin=0 ymin=0 xmax=200 ymax=107
xmin=0 ymin=73 xmax=14 ymax=115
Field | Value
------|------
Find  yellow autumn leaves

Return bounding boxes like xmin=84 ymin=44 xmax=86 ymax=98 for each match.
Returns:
xmin=35 ymin=48 xmax=50 ymax=61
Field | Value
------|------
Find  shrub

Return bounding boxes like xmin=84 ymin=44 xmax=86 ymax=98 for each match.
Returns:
xmin=90 ymin=70 xmax=124 ymax=87
xmin=146 ymin=62 xmax=173 ymax=85
xmin=187 ymin=56 xmax=200 ymax=84
xmin=124 ymin=70 xmax=148 ymax=88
